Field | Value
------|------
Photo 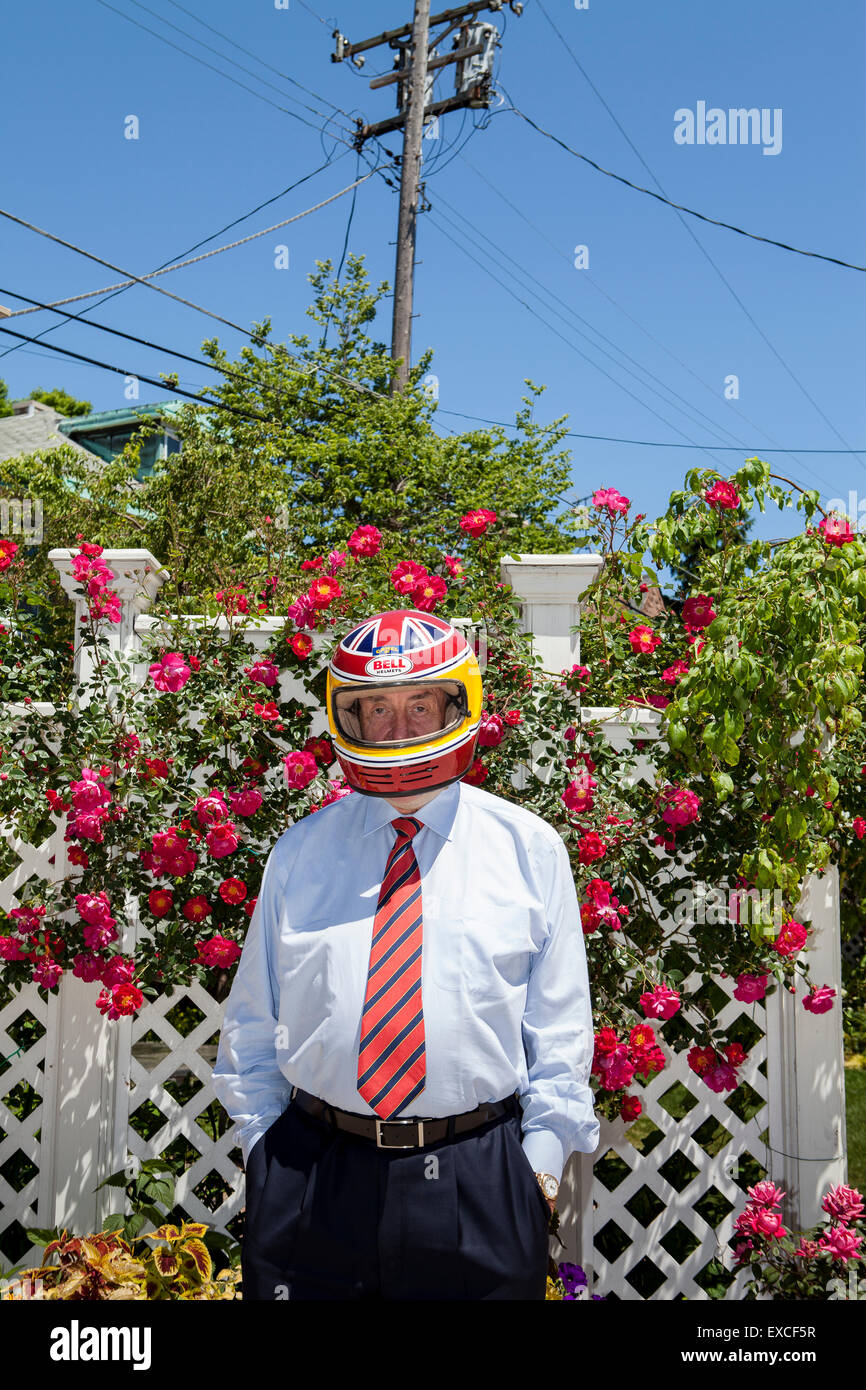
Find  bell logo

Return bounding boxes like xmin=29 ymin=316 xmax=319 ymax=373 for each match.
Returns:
xmin=365 ymin=656 xmax=414 ymax=676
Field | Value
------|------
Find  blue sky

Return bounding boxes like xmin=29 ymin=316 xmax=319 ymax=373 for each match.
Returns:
xmin=2 ymin=0 xmax=864 ymax=547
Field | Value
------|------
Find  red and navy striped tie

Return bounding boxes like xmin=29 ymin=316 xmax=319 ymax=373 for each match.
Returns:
xmin=357 ymin=816 xmax=426 ymax=1118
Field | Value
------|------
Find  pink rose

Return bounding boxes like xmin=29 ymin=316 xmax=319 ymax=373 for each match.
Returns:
xmin=195 ymin=792 xmax=229 ymax=827
xmin=704 ymin=480 xmax=741 ymax=509
xmin=32 ymin=958 xmax=63 ymax=989
xmin=75 ymin=891 xmax=114 ymax=927
xmin=628 ymin=625 xmax=662 ymax=654
xmin=747 ymin=1180 xmax=786 ymax=1208
xmin=149 ymin=652 xmax=192 ymax=692
xmin=459 ymin=509 xmax=497 ymax=538
xmin=661 ymin=660 xmax=690 ymax=685
xmin=196 ymin=934 xmax=242 ymax=969
xmin=348 ymin=525 xmax=382 ymax=558
xmin=219 ymin=877 xmax=248 ymax=905
xmin=803 ymin=985 xmax=836 ymax=1014
xmin=733 ymin=972 xmax=769 ymax=1003
xmin=659 ymin=785 xmax=701 ymax=828
xmin=598 ymin=1044 xmax=636 ymax=1090
xmin=83 ymin=919 xmax=118 ymax=951
xmin=412 ymin=573 xmax=447 ymax=613
xmin=577 ymin=832 xmax=607 ymax=865
xmin=702 ymin=1062 xmax=740 ymax=1093
xmin=246 ymin=659 xmax=279 ymax=688
xmin=100 ymin=955 xmax=137 ymax=988
xmin=390 ymin=560 xmax=428 ymax=596
xmin=205 ymin=822 xmax=239 ymax=858
xmin=822 ymin=1185 xmax=864 ymax=1225
xmin=592 ymin=487 xmax=630 ymax=517
xmin=227 ymin=786 xmax=263 ymax=817
xmin=283 ymin=750 xmax=319 ymax=791
xmin=681 ymin=595 xmax=716 ymax=631
xmin=773 ymin=919 xmax=808 ymax=957
xmin=562 ymin=772 xmax=597 ymax=814
xmin=818 ymin=515 xmax=856 ymax=547
xmin=818 ymin=1226 xmax=862 ymax=1261
xmin=72 ymin=951 xmax=105 ymax=981
xmin=477 ymin=713 xmax=505 ymax=748
xmin=639 ymin=985 xmax=681 ymax=1020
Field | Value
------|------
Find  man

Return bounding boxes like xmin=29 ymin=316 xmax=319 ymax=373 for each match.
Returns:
xmin=212 ymin=608 xmax=599 ymax=1300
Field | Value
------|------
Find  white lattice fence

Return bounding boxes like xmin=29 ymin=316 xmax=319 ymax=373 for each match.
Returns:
xmin=0 ymin=550 xmax=847 ymax=1299
xmin=126 ymin=984 xmax=237 ymax=1233
xmin=0 ymin=701 xmax=65 ymax=1273
xmin=570 ymin=974 xmax=770 ymax=1300
xmin=0 ymin=980 xmax=51 ymax=1273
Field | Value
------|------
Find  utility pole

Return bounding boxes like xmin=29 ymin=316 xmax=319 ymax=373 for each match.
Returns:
xmin=332 ymin=1 xmax=523 ymax=393
xmin=391 ymin=0 xmax=430 ymax=395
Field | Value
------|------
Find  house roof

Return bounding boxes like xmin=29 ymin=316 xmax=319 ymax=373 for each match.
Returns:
xmin=58 ymin=402 xmax=181 ymax=438
xmin=0 ymin=400 xmax=102 ymax=465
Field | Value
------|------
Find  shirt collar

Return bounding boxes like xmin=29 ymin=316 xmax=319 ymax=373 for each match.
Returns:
xmin=362 ymin=779 xmax=460 ymax=842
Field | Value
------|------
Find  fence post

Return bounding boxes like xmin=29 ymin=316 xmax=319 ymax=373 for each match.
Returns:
xmin=39 ymin=549 xmax=168 ymax=1234
xmin=765 ymin=865 xmax=848 ymax=1232
xmin=500 ymin=553 xmax=604 ymax=673
xmin=498 ymin=553 xmax=604 ymax=1285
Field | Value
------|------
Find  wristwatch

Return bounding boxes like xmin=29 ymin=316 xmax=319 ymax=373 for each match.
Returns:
xmin=535 ymin=1172 xmax=559 ymax=1202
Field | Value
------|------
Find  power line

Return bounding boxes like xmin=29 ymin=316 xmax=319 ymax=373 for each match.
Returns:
xmin=13 ymin=277 xmax=857 ymax=456
xmin=93 ymin=0 xmax=356 ymax=148
xmin=0 ymin=153 xmax=348 ymax=364
xmin=432 ymin=191 xmax=757 ymax=453
xmin=457 ymin=152 xmax=839 ymax=488
xmin=520 ymin=13 xmax=862 ymax=465
xmin=434 ymin=409 xmax=866 ymax=453
xmin=0 ymin=189 xmax=417 ymax=407
xmin=505 ymin=100 xmax=866 ymax=275
xmin=0 ymin=324 xmax=272 ymax=424
xmin=161 ymin=0 xmax=357 ymax=124
xmin=0 ymin=286 xmax=297 ymax=398
xmin=425 ymin=208 xmax=733 ymax=467
xmin=0 ymin=167 xmax=384 ymax=333
xmin=294 ymin=0 xmax=329 ymax=24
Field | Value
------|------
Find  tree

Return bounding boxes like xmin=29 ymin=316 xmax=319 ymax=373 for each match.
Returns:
xmin=0 ymin=377 xmax=14 ymax=418
xmin=0 ymin=256 xmax=582 ymax=615
xmin=28 ymin=387 xmax=92 ymax=417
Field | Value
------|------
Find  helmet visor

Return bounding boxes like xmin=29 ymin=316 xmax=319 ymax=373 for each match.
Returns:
xmin=332 ymin=679 xmax=468 ymax=748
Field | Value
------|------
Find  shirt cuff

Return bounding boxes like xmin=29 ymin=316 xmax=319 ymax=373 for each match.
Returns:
xmin=240 ymin=1114 xmax=283 ymax=1168
xmin=520 ymin=1128 xmax=567 ymax=1185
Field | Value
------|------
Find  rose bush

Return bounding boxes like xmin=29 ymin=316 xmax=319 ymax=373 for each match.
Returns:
xmin=1 ymin=458 xmax=865 ymax=1143
xmin=731 ymin=1180 xmax=864 ymax=1298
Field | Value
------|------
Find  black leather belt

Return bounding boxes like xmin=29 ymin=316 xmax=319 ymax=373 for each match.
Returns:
xmin=290 ymin=1085 xmax=519 ymax=1149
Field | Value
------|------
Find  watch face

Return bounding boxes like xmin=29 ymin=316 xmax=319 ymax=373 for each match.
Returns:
xmin=541 ymin=1175 xmax=558 ymax=1199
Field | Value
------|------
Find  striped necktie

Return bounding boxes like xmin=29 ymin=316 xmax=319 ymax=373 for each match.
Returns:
xmin=357 ymin=816 xmax=426 ymax=1119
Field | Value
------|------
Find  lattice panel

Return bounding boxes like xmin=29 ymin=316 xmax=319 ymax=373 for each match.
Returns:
xmin=579 ymin=714 xmax=770 ymax=1299
xmin=125 ymin=983 xmax=241 ymax=1234
xmin=0 ymin=984 xmax=49 ymax=1274
xmin=587 ymin=981 xmax=769 ymax=1300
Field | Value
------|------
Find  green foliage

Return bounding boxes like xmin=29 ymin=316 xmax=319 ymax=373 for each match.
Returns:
xmin=28 ymin=386 xmax=92 ymax=417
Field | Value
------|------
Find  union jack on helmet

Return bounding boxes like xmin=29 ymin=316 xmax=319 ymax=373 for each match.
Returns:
xmin=326 ymin=609 xmax=483 ymax=797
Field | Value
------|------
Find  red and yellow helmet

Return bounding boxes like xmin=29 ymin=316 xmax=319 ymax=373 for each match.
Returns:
xmin=326 ymin=609 xmax=483 ymax=797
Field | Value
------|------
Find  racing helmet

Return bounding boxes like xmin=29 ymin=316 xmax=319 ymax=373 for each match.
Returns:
xmin=326 ymin=609 xmax=483 ymax=796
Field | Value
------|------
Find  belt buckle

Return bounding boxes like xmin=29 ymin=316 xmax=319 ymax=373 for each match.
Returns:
xmin=375 ymin=1118 xmax=424 ymax=1149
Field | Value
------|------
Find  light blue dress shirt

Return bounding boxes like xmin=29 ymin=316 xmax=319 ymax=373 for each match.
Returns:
xmin=211 ymin=779 xmax=599 ymax=1182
